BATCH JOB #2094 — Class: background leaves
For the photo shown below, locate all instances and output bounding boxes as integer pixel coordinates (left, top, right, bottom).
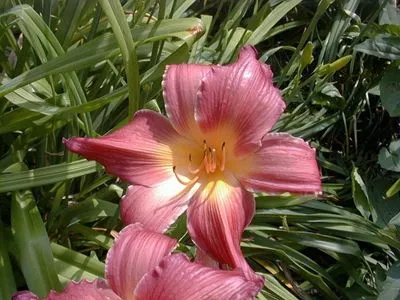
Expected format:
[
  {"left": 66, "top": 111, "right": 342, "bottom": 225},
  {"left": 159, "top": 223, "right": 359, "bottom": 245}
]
[{"left": 1, "top": 0, "right": 400, "bottom": 299}]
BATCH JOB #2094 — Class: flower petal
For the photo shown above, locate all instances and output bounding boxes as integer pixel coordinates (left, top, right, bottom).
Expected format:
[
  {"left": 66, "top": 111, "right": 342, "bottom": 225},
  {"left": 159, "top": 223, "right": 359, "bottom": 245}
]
[
  {"left": 45, "top": 279, "right": 121, "bottom": 300},
  {"left": 105, "top": 223, "right": 176, "bottom": 300},
  {"left": 64, "top": 110, "right": 191, "bottom": 187},
  {"left": 12, "top": 291, "right": 39, "bottom": 300},
  {"left": 195, "top": 248, "right": 220, "bottom": 269},
  {"left": 163, "top": 64, "right": 211, "bottom": 135},
  {"left": 195, "top": 46, "right": 286, "bottom": 157},
  {"left": 120, "top": 178, "right": 199, "bottom": 232},
  {"left": 134, "top": 254, "right": 262, "bottom": 300},
  {"left": 240, "top": 133, "right": 322, "bottom": 194},
  {"left": 187, "top": 176, "right": 263, "bottom": 285}
]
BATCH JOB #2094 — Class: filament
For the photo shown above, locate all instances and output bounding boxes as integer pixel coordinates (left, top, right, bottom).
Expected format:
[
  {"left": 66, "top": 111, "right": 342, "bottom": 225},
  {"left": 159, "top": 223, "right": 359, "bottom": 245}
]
[
  {"left": 173, "top": 166, "right": 198, "bottom": 185},
  {"left": 188, "top": 153, "right": 204, "bottom": 174},
  {"left": 220, "top": 142, "right": 226, "bottom": 171}
]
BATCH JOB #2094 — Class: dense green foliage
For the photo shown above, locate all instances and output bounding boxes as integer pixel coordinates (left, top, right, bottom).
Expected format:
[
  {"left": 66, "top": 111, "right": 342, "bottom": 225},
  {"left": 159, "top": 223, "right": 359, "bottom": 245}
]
[{"left": 1, "top": 0, "right": 399, "bottom": 299}]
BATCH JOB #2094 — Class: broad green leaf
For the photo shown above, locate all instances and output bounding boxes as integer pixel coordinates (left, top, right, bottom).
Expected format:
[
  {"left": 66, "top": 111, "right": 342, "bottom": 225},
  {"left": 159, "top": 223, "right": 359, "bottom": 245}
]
[
  {"left": 377, "top": 262, "right": 400, "bottom": 300},
  {"left": 369, "top": 178, "right": 400, "bottom": 228},
  {"left": 354, "top": 35, "right": 400, "bottom": 60},
  {"left": 378, "top": 140, "right": 400, "bottom": 172},
  {"left": 379, "top": 0, "right": 400, "bottom": 25},
  {"left": 380, "top": 66, "right": 400, "bottom": 117},
  {"left": 312, "top": 83, "right": 345, "bottom": 109},
  {"left": 11, "top": 190, "right": 62, "bottom": 297}
]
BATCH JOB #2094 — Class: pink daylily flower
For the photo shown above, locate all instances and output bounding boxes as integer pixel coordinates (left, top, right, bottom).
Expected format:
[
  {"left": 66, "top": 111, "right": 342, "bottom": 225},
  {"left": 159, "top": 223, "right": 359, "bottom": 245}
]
[
  {"left": 14, "top": 224, "right": 262, "bottom": 300},
  {"left": 64, "top": 46, "right": 321, "bottom": 282}
]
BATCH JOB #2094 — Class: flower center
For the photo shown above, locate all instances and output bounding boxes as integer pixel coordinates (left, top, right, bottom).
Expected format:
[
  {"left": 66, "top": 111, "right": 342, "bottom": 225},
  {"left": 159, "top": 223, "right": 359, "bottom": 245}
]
[{"left": 173, "top": 140, "right": 226, "bottom": 185}]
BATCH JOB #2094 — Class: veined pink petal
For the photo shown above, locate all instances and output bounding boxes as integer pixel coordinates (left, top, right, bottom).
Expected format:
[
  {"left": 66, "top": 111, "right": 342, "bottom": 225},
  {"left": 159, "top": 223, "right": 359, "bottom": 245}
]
[
  {"left": 187, "top": 177, "right": 263, "bottom": 285},
  {"left": 120, "top": 178, "right": 199, "bottom": 232},
  {"left": 105, "top": 223, "right": 176, "bottom": 300},
  {"left": 12, "top": 291, "right": 39, "bottom": 300},
  {"left": 46, "top": 279, "right": 121, "bottom": 300},
  {"left": 240, "top": 133, "right": 322, "bottom": 194},
  {"left": 195, "top": 248, "right": 220, "bottom": 269},
  {"left": 134, "top": 254, "right": 262, "bottom": 300},
  {"left": 64, "top": 110, "right": 192, "bottom": 187},
  {"left": 194, "top": 46, "right": 286, "bottom": 157},
  {"left": 163, "top": 64, "right": 211, "bottom": 135}
]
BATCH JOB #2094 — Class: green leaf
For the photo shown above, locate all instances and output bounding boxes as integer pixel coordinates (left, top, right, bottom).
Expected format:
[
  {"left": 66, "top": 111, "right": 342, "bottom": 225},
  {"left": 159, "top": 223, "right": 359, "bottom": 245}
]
[
  {"left": 0, "top": 160, "right": 98, "bottom": 193},
  {"left": 69, "top": 224, "right": 113, "bottom": 249},
  {"left": 261, "top": 274, "right": 298, "bottom": 300},
  {"left": 0, "top": 107, "right": 42, "bottom": 135},
  {"left": 0, "top": 221, "right": 16, "bottom": 300},
  {"left": 11, "top": 190, "right": 62, "bottom": 297},
  {"left": 380, "top": 66, "right": 400, "bottom": 117},
  {"left": 0, "top": 18, "right": 203, "bottom": 98},
  {"left": 369, "top": 178, "right": 400, "bottom": 228},
  {"left": 256, "top": 194, "right": 316, "bottom": 209},
  {"left": 247, "top": 0, "right": 302, "bottom": 45},
  {"left": 98, "top": 0, "right": 140, "bottom": 117},
  {"left": 248, "top": 226, "right": 362, "bottom": 256},
  {"left": 351, "top": 167, "right": 373, "bottom": 219},
  {"left": 354, "top": 35, "right": 400, "bottom": 60},
  {"left": 3, "top": 83, "right": 61, "bottom": 115},
  {"left": 322, "top": 0, "right": 359, "bottom": 62},
  {"left": 59, "top": 198, "right": 119, "bottom": 227},
  {"left": 312, "top": 83, "right": 345, "bottom": 109},
  {"left": 386, "top": 178, "right": 400, "bottom": 198},
  {"left": 378, "top": 140, "right": 400, "bottom": 172},
  {"left": 377, "top": 262, "right": 400, "bottom": 300},
  {"left": 51, "top": 243, "right": 105, "bottom": 281}
]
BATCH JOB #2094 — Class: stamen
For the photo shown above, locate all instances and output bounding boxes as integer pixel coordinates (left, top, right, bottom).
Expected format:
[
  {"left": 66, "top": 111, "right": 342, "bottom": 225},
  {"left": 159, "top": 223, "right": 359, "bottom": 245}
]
[
  {"left": 220, "top": 142, "right": 226, "bottom": 171},
  {"left": 188, "top": 153, "right": 203, "bottom": 174},
  {"left": 173, "top": 166, "right": 193, "bottom": 185},
  {"left": 204, "top": 149, "right": 211, "bottom": 174}
]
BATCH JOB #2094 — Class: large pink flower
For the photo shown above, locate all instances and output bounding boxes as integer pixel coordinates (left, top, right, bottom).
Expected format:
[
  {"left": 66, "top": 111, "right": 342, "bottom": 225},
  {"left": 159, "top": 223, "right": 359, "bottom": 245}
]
[
  {"left": 65, "top": 46, "right": 321, "bottom": 282},
  {"left": 14, "top": 224, "right": 261, "bottom": 300}
]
